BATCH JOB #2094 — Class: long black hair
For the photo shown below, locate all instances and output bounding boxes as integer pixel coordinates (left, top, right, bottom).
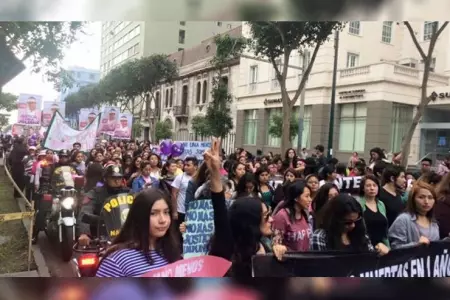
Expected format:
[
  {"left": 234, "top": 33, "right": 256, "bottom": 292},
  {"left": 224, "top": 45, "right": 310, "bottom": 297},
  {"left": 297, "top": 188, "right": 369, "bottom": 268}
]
[
  {"left": 313, "top": 182, "right": 339, "bottom": 215},
  {"left": 210, "top": 196, "right": 264, "bottom": 277},
  {"left": 280, "top": 180, "right": 310, "bottom": 223},
  {"left": 102, "top": 188, "right": 180, "bottom": 263},
  {"left": 84, "top": 163, "right": 104, "bottom": 192},
  {"left": 235, "top": 172, "right": 259, "bottom": 198},
  {"left": 316, "top": 193, "right": 370, "bottom": 252}
]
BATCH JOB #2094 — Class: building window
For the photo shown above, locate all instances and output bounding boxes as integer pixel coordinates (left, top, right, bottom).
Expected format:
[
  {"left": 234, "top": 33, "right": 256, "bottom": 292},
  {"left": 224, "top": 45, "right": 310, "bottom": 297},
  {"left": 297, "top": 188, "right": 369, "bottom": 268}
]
[
  {"left": 133, "top": 43, "right": 139, "bottom": 55},
  {"left": 227, "top": 24, "right": 232, "bottom": 29},
  {"left": 424, "top": 21, "right": 438, "bottom": 41},
  {"left": 179, "top": 30, "right": 186, "bottom": 44},
  {"left": 338, "top": 103, "right": 367, "bottom": 152},
  {"left": 267, "top": 108, "right": 282, "bottom": 147},
  {"left": 390, "top": 103, "right": 413, "bottom": 152},
  {"left": 217, "top": 22, "right": 222, "bottom": 26},
  {"left": 165, "top": 89, "right": 169, "bottom": 108},
  {"left": 196, "top": 82, "right": 201, "bottom": 104},
  {"left": 348, "top": 21, "right": 361, "bottom": 35},
  {"left": 178, "top": 47, "right": 184, "bottom": 51},
  {"left": 180, "top": 21, "right": 186, "bottom": 25},
  {"left": 382, "top": 21, "right": 393, "bottom": 43},
  {"left": 202, "top": 80, "right": 208, "bottom": 103},
  {"left": 292, "top": 106, "right": 312, "bottom": 149},
  {"left": 244, "top": 110, "right": 258, "bottom": 145},
  {"left": 250, "top": 65, "right": 258, "bottom": 84},
  {"left": 169, "top": 88, "right": 173, "bottom": 107},
  {"left": 347, "top": 52, "right": 359, "bottom": 68}
]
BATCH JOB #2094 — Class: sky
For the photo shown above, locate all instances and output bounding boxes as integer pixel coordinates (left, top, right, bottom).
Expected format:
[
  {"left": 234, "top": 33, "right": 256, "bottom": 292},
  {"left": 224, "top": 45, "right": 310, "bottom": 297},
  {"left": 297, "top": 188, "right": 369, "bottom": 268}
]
[{"left": 2, "top": 22, "right": 102, "bottom": 124}]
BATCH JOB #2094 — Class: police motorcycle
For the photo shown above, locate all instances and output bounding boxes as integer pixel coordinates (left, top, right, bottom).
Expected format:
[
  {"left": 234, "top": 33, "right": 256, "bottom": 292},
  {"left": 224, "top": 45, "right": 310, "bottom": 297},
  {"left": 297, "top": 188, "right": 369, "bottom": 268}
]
[
  {"left": 44, "top": 150, "right": 82, "bottom": 262},
  {"left": 72, "top": 192, "right": 134, "bottom": 277}
]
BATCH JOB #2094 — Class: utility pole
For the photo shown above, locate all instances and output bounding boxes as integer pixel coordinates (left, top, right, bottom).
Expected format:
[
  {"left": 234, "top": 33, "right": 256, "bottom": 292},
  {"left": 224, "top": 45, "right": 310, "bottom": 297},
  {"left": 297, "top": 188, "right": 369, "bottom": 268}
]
[
  {"left": 296, "top": 51, "right": 308, "bottom": 154},
  {"left": 327, "top": 30, "right": 339, "bottom": 159}
]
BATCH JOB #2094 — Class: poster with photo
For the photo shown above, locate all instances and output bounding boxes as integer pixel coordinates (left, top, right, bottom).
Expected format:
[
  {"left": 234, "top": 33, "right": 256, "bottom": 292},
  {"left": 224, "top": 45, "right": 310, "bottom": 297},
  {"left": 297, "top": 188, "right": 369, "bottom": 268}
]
[
  {"left": 78, "top": 108, "right": 99, "bottom": 130},
  {"left": 42, "top": 101, "right": 65, "bottom": 127},
  {"left": 17, "top": 93, "right": 42, "bottom": 125},
  {"left": 99, "top": 106, "right": 119, "bottom": 134},
  {"left": 112, "top": 113, "right": 133, "bottom": 139}
]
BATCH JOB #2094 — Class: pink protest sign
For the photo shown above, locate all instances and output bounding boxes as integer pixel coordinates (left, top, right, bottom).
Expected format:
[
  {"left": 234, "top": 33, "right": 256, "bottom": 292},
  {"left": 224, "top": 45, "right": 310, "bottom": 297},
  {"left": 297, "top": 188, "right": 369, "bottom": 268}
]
[
  {"left": 178, "top": 287, "right": 260, "bottom": 300},
  {"left": 140, "top": 255, "right": 231, "bottom": 277}
]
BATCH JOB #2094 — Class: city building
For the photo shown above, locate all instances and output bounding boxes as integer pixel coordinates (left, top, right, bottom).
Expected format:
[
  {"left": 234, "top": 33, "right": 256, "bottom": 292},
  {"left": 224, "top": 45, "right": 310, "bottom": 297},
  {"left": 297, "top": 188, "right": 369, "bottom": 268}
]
[
  {"left": 151, "top": 26, "right": 242, "bottom": 153},
  {"left": 235, "top": 21, "right": 450, "bottom": 164},
  {"left": 60, "top": 66, "right": 101, "bottom": 102},
  {"left": 99, "top": 21, "right": 241, "bottom": 77}
]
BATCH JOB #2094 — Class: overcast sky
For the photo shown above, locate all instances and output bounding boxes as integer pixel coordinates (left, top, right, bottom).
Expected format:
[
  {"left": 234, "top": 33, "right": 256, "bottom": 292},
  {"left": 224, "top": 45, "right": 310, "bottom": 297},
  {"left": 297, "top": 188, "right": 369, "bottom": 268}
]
[{"left": 3, "top": 22, "right": 102, "bottom": 124}]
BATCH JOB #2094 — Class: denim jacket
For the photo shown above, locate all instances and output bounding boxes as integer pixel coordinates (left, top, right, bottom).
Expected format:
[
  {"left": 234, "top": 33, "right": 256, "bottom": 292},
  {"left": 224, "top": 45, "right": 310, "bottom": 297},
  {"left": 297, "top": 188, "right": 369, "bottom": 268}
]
[{"left": 132, "top": 175, "right": 159, "bottom": 193}]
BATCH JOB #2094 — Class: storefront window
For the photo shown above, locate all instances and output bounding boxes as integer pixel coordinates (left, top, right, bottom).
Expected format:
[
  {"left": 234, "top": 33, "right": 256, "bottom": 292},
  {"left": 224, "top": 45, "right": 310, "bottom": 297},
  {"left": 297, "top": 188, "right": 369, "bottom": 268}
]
[
  {"left": 244, "top": 110, "right": 258, "bottom": 145},
  {"left": 267, "top": 108, "right": 282, "bottom": 147},
  {"left": 390, "top": 103, "right": 413, "bottom": 152},
  {"left": 292, "top": 106, "right": 312, "bottom": 149},
  {"left": 338, "top": 103, "right": 367, "bottom": 151}
]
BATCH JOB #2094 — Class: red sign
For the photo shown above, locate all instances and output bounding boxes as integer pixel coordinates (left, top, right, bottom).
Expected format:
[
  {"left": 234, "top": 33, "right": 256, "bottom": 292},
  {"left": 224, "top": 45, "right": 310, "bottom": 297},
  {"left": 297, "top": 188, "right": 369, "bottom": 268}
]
[{"left": 140, "top": 255, "right": 231, "bottom": 277}]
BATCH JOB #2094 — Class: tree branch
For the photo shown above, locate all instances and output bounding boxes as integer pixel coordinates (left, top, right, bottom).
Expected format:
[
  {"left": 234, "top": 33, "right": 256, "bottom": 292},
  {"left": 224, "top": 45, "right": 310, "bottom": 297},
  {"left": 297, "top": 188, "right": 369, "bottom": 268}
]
[
  {"left": 291, "top": 40, "right": 321, "bottom": 104},
  {"left": 403, "top": 21, "right": 427, "bottom": 60}
]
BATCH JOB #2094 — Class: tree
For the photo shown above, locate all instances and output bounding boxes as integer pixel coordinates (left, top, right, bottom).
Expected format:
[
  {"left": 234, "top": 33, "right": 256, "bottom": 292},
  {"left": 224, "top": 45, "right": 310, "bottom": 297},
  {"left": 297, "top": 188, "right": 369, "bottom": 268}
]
[
  {"left": 399, "top": 21, "right": 449, "bottom": 167},
  {"left": 204, "top": 34, "right": 247, "bottom": 138},
  {"left": 191, "top": 115, "right": 211, "bottom": 139},
  {"left": 155, "top": 120, "right": 173, "bottom": 141},
  {"left": 0, "top": 22, "right": 85, "bottom": 90},
  {"left": 268, "top": 114, "right": 298, "bottom": 141},
  {"left": 0, "top": 92, "right": 17, "bottom": 111},
  {"left": 0, "top": 115, "right": 9, "bottom": 130},
  {"left": 248, "top": 21, "right": 343, "bottom": 153}
]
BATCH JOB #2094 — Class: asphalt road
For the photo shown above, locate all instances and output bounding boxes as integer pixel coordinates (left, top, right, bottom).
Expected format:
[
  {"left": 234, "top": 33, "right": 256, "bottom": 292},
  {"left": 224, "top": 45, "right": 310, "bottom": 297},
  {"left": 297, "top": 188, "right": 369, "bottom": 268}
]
[{"left": 35, "top": 232, "right": 77, "bottom": 277}]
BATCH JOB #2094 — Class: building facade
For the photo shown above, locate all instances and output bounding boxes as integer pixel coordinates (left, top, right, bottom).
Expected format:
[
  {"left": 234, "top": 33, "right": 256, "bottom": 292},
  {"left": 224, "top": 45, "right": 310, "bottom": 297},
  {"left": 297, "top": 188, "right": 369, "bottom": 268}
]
[
  {"left": 60, "top": 67, "right": 100, "bottom": 102},
  {"left": 99, "top": 21, "right": 241, "bottom": 77},
  {"left": 150, "top": 26, "right": 242, "bottom": 153},
  {"left": 235, "top": 21, "right": 450, "bottom": 164}
]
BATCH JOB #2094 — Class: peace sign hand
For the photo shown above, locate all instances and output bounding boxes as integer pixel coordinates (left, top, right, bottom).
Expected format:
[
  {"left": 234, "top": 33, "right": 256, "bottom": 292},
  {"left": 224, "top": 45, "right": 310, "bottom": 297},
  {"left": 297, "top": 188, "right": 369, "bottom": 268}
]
[{"left": 203, "top": 137, "right": 222, "bottom": 193}]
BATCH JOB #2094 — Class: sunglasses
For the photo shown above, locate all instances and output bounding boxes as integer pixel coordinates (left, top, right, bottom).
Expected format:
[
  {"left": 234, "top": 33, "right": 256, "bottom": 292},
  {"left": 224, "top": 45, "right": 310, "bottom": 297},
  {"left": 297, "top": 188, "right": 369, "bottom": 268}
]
[{"left": 343, "top": 216, "right": 362, "bottom": 226}]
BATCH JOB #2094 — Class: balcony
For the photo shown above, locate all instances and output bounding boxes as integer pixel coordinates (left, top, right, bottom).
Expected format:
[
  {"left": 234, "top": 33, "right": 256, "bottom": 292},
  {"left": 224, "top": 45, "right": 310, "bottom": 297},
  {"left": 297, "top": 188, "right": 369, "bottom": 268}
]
[{"left": 173, "top": 105, "right": 189, "bottom": 119}]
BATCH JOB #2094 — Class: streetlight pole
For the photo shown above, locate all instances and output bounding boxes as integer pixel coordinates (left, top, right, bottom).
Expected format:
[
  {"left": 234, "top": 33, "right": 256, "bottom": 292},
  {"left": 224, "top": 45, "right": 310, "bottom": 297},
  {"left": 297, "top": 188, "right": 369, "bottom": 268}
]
[
  {"left": 327, "top": 30, "right": 339, "bottom": 159},
  {"left": 297, "top": 51, "right": 308, "bottom": 154}
]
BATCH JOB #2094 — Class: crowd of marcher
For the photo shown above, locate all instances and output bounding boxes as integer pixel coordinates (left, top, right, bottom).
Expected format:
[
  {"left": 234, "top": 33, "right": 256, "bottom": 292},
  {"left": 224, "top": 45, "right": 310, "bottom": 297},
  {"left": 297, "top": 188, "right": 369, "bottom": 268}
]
[{"left": 3, "top": 134, "right": 450, "bottom": 277}]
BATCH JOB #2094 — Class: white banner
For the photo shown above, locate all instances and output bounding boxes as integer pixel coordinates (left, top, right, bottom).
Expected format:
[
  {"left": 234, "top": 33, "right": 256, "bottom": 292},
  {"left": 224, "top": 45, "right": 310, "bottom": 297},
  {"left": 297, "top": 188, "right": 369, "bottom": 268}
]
[{"left": 43, "top": 111, "right": 100, "bottom": 152}]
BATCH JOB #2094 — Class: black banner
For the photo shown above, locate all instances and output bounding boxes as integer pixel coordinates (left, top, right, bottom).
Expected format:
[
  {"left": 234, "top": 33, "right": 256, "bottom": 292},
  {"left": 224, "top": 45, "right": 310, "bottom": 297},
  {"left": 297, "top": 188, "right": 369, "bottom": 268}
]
[
  {"left": 334, "top": 176, "right": 362, "bottom": 194},
  {"left": 100, "top": 193, "right": 134, "bottom": 239},
  {"left": 252, "top": 241, "right": 450, "bottom": 277}
]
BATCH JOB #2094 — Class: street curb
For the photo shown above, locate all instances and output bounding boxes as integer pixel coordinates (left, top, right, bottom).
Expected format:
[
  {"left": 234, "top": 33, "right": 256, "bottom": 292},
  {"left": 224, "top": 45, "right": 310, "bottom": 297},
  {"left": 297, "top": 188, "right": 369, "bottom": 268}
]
[{"left": 16, "top": 197, "right": 51, "bottom": 277}]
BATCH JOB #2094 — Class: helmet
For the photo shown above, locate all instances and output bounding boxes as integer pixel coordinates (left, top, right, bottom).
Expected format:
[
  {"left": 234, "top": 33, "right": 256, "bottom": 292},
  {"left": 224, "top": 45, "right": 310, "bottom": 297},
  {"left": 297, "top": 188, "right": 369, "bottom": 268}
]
[
  {"left": 59, "top": 149, "right": 70, "bottom": 157},
  {"left": 104, "top": 164, "right": 123, "bottom": 178}
]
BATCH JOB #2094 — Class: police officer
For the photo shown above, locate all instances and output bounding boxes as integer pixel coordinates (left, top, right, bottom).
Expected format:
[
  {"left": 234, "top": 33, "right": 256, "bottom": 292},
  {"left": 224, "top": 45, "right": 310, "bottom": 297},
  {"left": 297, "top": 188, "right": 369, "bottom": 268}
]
[
  {"left": 78, "top": 164, "right": 129, "bottom": 246},
  {"left": 50, "top": 149, "right": 77, "bottom": 193}
]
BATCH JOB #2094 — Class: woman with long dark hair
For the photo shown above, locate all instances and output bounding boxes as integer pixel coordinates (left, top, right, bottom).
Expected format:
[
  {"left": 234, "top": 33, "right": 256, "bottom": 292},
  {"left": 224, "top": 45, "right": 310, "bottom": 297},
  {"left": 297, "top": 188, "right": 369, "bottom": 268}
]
[
  {"left": 233, "top": 172, "right": 260, "bottom": 199},
  {"left": 310, "top": 194, "right": 388, "bottom": 255},
  {"left": 126, "top": 156, "right": 142, "bottom": 187},
  {"left": 312, "top": 182, "right": 339, "bottom": 216},
  {"left": 272, "top": 180, "right": 313, "bottom": 251},
  {"left": 255, "top": 166, "right": 273, "bottom": 208},
  {"left": 84, "top": 163, "right": 104, "bottom": 192},
  {"left": 388, "top": 181, "right": 440, "bottom": 249},
  {"left": 96, "top": 188, "right": 180, "bottom": 277},
  {"left": 283, "top": 148, "right": 298, "bottom": 169}
]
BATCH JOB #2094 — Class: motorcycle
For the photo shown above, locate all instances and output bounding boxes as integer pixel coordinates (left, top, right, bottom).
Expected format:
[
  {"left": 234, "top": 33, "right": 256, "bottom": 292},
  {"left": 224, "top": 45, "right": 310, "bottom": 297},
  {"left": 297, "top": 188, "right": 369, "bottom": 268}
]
[
  {"left": 72, "top": 192, "right": 134, "bottom": 277},
  {"left": 45, "top": 186, "right": 78, "bottom": 262}
]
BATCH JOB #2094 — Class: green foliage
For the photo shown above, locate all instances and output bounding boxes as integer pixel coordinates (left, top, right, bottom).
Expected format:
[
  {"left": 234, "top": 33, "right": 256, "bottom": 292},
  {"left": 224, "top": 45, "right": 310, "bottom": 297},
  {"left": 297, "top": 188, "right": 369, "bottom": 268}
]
[
  {"left": 268, "top": 114, "right": 298, "bottom": 141},
  {"left": 0, "top": 22, "right": 85, "bottom": 91},
  {"left": 132, "top": 122, "right": 142, "bottom": 138},
  {"left": 0, "top": 115, "right": 9, "bottom": 130},
  {"left": 65, "top": 55, "right": 178, "bottom": 115},
  {"left": 191, "top": 115, "right": 211, "bottom": 138},
  {"left": 203, "top": 34, "right": 247, "bottom": 138},
  {"left": 0, "top": 92, "right": 17, "bottom": 111},
  {"left": 155, "top": 120, "right": 173, "bottom": 141}
]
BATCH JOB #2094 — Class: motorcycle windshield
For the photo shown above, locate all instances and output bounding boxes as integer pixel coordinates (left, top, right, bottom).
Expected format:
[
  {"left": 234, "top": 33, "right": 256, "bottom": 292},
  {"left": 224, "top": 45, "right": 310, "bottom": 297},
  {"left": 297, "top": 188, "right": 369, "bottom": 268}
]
[{"left": 100, "top": 193, "right": 135, "bottom": 239}]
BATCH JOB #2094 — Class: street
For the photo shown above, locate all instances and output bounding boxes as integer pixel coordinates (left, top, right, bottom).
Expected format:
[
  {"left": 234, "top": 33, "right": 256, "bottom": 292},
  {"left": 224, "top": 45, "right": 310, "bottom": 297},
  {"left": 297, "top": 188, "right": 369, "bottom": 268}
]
[{"left": 35, "top": 232, "right": 77, "bottom": 277}]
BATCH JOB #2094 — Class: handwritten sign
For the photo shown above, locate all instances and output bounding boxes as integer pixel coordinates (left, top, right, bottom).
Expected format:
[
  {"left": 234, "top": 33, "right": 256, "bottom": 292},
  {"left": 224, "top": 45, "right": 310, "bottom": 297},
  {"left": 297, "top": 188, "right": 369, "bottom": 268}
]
[
  {"left": 183, "top": 199, "right": 215, "bottom": 259},
  {"left": 141, "top": 255, "right": 231, "bottom": 277},
  {"left": 43, "top": 111, "right": 100, "bottom": 152},
  {"left": 177, "top": 141, "right": 211, "bottom": 160}
]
